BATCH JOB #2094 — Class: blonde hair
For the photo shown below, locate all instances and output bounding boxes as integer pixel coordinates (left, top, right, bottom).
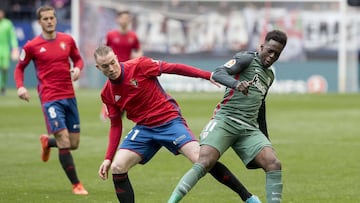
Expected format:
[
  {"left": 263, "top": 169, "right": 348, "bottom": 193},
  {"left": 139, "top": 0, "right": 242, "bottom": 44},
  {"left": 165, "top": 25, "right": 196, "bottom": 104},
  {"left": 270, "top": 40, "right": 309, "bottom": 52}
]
[{"left": 94, "top": 45, "right": 114, "bottom": 61}]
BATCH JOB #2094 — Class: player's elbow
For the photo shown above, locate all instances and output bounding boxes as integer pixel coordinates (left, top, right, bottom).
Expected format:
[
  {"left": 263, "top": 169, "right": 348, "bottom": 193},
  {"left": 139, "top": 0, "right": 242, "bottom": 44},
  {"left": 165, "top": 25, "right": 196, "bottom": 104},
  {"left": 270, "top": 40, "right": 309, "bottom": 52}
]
[{"left": 211, "top": 68, "right": 223, "bottom": 82}]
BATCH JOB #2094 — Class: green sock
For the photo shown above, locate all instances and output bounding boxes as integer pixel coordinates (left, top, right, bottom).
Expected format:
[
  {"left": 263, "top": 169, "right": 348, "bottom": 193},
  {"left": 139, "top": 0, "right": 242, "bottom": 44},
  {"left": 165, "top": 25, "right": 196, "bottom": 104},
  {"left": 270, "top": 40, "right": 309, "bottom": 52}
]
[
  {"left": 266, "top": 170, "right": 283, "bottom": 203},
  {"left": 168, "top": 163, "right": 207, "bottom": 203}
]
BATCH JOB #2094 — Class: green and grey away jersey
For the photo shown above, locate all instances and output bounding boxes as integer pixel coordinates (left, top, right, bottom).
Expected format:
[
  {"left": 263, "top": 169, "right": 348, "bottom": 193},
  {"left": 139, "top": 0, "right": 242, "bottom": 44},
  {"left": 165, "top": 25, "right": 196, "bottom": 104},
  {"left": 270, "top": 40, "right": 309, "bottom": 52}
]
[{"left": 212, "top": 51, "right": 274, "bottom": 132}]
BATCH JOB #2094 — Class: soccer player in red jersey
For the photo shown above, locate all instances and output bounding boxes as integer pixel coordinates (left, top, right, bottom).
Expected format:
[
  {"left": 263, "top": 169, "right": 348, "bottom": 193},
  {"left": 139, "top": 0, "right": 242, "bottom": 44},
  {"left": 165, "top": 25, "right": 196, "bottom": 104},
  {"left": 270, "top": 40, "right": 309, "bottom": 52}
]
[
  {"left": 100, "top": 10, "right": 143, "bottom": 121},
  {"left": 94, "top": 45, "right": 259, "bottom": 203},
  {"left": 14, "top": 6, "right": 88, "bottom": 195},
  {"left": 106, "top": 10, "right": 142, "bottom": 62}
]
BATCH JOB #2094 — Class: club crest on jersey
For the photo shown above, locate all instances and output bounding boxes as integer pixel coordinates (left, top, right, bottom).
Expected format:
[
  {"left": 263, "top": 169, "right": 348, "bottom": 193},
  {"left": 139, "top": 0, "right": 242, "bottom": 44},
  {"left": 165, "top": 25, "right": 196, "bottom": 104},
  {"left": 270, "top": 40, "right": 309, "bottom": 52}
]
[
  {"left": 130, "top": 79, "right": 138, "bottom": 88},
  {"left": 115, "top": 95, "right": 121, "bottom": 102},
  {"left": 39, "top": 47, "right": 46, "bottom": 53},
  {"left": 60, "top": 42, "right": 66, "bottom": 50},
  {"left": 224, "top": 59, "right": 236, "bottom": 68},
  {"left": 19, "top": 49, "right": 26, "bottom": 61}
]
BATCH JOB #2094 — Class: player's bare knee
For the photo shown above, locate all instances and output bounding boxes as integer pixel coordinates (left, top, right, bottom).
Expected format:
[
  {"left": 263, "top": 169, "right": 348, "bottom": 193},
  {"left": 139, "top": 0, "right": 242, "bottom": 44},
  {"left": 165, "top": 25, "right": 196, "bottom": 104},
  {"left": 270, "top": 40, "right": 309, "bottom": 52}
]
[
  {"left": 273, "top": 158, "right": 282, "bottom": 170},
  {"left": 70, "top": 140, "right": 80, "bottom": 150},
  {"left": 54, "top": 131, "right": 71, "bottom": 147},
  {"left": 70, "top": 144, "right": 79, "bottom": 150},
  {"left": 55, "top": 138, "right": 70, "bottom": 148},
  {"left": 264, "top": 158, "right": 281, "bottom": 171},
  {"left": 197, "top": 146, "right": 219, "bottom": 171},
  {"left": 111, "top": 162, "right": 128, "bottom": 174},
  {"left": 198, "top": 157, "right": 216, "bottom": 171}
]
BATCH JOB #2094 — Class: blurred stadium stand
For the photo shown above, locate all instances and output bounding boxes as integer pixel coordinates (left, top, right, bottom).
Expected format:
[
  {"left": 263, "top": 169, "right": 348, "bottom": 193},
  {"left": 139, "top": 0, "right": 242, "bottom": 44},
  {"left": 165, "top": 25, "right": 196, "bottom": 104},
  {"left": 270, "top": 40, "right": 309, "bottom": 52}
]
[
  {"left": 0, "top": 0, "right": 70, "bottom": 22},
  {"left": 2, "top": 0, "right": 359, "bottom": 93},
  {"left": 348, "top": 0, "right": 360, "bottom": 6}
]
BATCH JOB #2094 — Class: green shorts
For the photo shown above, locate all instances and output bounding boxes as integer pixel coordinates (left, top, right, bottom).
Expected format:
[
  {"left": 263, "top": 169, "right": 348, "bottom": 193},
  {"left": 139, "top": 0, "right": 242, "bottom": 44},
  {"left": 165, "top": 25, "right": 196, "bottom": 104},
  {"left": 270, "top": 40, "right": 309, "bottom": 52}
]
[{"left": 199, "top": 118, "right": 272, "bottom": 168}]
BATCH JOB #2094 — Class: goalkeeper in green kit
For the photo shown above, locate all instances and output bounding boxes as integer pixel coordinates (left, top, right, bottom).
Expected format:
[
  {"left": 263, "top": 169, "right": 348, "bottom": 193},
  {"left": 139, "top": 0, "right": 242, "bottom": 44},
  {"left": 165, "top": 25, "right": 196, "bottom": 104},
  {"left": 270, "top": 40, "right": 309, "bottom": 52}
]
[
  {"left": 0, "top": 9, "right": 19, "bottom": 95},
  {"left": 168, "top": 30, "right": 287, "bottom": 203}
]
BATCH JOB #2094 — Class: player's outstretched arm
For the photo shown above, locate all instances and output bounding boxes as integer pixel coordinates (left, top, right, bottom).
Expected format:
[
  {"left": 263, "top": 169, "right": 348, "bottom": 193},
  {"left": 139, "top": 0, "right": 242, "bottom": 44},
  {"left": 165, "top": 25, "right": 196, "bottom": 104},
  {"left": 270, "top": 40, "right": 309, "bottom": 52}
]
[{"left": 160, "top": 61, "right": 211, "bottom": 80}]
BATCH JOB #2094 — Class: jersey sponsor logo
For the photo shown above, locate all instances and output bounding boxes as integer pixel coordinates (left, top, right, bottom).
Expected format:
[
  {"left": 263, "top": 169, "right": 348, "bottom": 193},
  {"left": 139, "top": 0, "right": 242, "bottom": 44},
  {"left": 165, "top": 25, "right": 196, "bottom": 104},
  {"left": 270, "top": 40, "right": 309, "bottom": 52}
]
[
  {"left": 19, "top": 49, "right": 26, "bottom": 61},
  {"left": 115, "top": 95, "right": 121, "bottom": 102},
  {"left": 60, "top": 42, "right": 66, "bottom": 50},
  {"left": 251, "top": 74, "right": 267, "bottom": 95},
  {"left": 40, "top": 47, "right": 46, "bottom": 53},
  {"left": 250, "top": 74, "right": 259, "bottom": 84},
  {"left": 130, "top": 79, "right": 138, "bottom": 88},
  {"left": 224, "top": 59, "right": 236, "bottom": 68}
]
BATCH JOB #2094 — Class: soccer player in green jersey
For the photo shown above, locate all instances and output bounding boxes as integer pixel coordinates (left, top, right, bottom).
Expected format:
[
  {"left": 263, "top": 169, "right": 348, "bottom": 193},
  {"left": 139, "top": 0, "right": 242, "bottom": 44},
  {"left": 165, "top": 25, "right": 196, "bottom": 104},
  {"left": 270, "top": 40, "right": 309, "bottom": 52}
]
[
  {"left": 0, "top": 9, "right": 19, "bottom": 95},
  {"left": 168, "top": 30, "right": 287, "bottom": 203}
]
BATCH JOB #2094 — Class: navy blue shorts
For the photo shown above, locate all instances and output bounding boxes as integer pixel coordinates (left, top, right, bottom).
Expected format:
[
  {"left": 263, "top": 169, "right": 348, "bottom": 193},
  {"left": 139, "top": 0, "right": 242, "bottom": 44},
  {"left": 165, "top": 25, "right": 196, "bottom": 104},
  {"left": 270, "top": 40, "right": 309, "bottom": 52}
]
[
  {"left": 120, "top": 117, "right": 197, "bottom": 164},
  {"left": 42, "top": 98, "right": 80, "bottom": 134}
]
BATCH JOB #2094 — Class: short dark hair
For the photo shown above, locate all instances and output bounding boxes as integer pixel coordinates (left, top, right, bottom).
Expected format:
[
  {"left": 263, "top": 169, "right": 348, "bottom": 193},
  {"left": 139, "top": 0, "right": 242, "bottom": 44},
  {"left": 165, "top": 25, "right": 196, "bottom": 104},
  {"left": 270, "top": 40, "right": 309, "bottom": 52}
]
[
  {"left": 36, "top": 5, "right": 56, "bottom": 20},
  {"left": 117, "top": 10, "right": 130, "bottom": 16},
  {"left": 265, "top": 30, "right": 287, "bottom": 47}
]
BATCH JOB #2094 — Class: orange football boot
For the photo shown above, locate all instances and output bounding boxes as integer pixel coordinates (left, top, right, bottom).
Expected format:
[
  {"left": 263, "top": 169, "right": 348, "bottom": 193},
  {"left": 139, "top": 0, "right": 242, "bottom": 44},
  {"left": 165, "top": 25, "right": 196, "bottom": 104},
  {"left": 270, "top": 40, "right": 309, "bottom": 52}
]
[
  {"left": 40, "top": 134, "right": 51, "bottom": 162},
  {"left": 72, "top": 183, "right": 89, "bottom": 195}
]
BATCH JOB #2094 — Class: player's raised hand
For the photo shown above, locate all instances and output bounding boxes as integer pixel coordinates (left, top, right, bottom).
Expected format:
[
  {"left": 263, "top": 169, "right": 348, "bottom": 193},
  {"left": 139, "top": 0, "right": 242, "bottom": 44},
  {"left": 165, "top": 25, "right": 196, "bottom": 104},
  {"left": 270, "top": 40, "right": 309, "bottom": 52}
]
[
  {"left": 98, "top": 159, "right": 111, "bottom": 180},
  {"left": 70, "top": 67, "right": 81, "bottom": 81},
  {"left": 17, "top": 86, "right": 30, "bottom": 102}
]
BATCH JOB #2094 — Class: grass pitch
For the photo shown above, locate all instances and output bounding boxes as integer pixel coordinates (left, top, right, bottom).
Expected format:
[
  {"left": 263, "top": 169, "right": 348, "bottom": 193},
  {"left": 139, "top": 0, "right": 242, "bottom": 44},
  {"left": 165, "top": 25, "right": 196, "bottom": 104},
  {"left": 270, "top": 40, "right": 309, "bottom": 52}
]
[{"left": 1, "top": 89, "right": 359, "bottom": 203}]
